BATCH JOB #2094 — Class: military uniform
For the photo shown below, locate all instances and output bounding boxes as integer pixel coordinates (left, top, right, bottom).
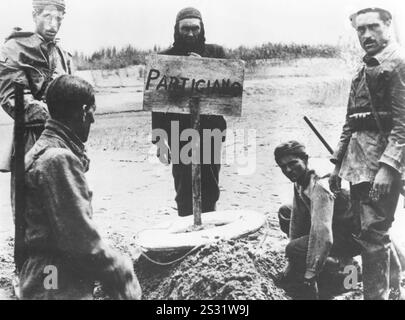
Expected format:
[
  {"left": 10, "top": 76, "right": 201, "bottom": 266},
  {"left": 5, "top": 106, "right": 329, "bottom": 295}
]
[
  {"left": 152, "top": 44, "right": 227, "bottom": 216},
  {"left": 0, "top": 30, "right": 73, "bottom": 172},
  {"left": 0, "top": 31, "right": 72, "bottom": 216},
  {"left": 332, "top": 42, "right": 405, "bottom": 299},
  {"left": 20, "top": 119, "right": 137, "bottom": 300}
]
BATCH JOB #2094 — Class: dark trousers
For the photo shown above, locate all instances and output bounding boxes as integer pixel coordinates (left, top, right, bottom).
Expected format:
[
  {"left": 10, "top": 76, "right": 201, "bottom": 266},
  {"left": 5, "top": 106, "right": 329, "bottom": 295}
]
[
  {"left": 350, "top": 182, "right": 402, "bottom": 300},
  {"left": 285, "top": 235, "right": 359, "bottom": 271},
  {"left": 172, "top": 163, "right": 221, "bottom": 217}
]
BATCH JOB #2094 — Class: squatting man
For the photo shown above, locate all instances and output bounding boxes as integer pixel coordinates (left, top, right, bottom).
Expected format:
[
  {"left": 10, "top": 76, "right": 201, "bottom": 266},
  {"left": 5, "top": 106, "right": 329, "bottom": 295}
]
[
  {"left": 274, "top": 141, "right": 361, "bottom": 299},
  {"left": 275, "top": 141, "right": 405, "bottom": 299}
]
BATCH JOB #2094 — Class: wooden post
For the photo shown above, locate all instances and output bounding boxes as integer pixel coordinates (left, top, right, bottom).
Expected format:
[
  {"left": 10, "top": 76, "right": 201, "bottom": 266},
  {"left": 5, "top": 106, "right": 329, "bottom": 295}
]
[
  {"left": 190, "top": 97, "right": 202, "bottom": 227},
  {"left": 14, "top": 82, "right": 26, "bottom": 273}
]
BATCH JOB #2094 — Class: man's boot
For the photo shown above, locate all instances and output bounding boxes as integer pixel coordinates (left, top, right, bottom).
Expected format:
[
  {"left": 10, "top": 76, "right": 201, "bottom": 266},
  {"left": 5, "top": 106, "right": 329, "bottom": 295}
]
[{"left": 362, "top": 248, "right": 390, "bottom": 300}]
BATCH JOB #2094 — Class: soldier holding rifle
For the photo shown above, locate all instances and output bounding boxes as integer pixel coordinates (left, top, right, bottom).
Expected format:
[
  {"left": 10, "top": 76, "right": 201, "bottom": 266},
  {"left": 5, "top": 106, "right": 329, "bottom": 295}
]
[{"left": 329, "top": 7, "right": 405, "bottom": 300}]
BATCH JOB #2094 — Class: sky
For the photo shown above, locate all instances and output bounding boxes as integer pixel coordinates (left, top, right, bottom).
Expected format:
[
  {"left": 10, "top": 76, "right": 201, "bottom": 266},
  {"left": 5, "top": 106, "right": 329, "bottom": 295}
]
[{"left": 0, "top": 0, "right": 404, "bottom": 55}]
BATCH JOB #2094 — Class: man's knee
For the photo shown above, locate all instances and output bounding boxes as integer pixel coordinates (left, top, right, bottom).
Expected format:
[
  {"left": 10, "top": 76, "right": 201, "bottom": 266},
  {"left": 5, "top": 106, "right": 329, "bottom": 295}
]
[
  {"left": 285, "top": 241, "right": 294, "bottom": 259},
  {"left": 278, "top": 204, "right": 292, "bottom": 236},
  {"left": 285, "top": 241, "right": 300, "bottom": 260},
  {"left": 285, "top": 236, "right": 309, "bottom": 260}
]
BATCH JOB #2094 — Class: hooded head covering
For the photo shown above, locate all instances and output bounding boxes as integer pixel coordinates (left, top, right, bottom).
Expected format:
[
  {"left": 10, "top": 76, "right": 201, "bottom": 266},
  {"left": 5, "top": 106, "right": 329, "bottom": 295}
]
[
  {"left": 176, "top": 7, "right": 202, "bottom": 23},
  {"left": 274, "top": 141, "right": 308, "bottom": 164},
  {"left": 173, "top": 7, "right": 205, "bottom": 54}
]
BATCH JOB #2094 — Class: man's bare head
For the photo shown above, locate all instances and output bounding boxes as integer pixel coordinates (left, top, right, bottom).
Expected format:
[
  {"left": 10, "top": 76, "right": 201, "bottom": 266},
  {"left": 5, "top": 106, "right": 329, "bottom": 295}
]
[
  {"left": 274, "top": 141, "right": 309, "bottom": 184},
  {"left": 32, "top": 0, "right": 66, "bottom": 41},
  {"left": 350, "top": 8, "right": 392, "bottom": 56},
  {"left": 46, "top": 75, "right": 96, "bottom": 143}
]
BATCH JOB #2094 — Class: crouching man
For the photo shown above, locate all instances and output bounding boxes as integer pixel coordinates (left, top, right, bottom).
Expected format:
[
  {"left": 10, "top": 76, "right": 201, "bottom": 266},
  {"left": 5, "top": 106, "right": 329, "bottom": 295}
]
[
  {"left": 274, "top": 141, "right": 361, "bottom": 299},
  {"left": 19, "top": 75, "right": 141, "bottom": 300}
]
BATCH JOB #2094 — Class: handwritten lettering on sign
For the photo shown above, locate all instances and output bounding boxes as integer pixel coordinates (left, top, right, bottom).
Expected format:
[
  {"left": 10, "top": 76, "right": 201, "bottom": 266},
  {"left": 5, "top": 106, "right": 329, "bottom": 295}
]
[{"left": 143, "top": 54, "right": 244, "bottom": 116}]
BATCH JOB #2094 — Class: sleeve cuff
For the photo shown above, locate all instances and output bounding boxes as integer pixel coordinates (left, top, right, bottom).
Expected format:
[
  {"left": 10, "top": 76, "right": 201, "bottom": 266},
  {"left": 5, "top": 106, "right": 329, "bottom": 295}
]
[{"left": 379, "top": 140, "right": 405, "bottom": 173}]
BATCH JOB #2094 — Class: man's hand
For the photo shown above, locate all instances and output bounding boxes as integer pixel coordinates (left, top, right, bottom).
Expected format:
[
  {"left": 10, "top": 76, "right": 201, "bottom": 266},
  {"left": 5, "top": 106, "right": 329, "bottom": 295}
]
[
  {"left": 369, "top": 164, "right": 398, "bottom": 201},
  {"left": 156, "top": 139, "right": 171, "bottom": 165},
  {"left": 107, "top": 255, "right": 142, "bottom": 300},
  {"left": 188, "top": 52, "right": 201, "bottom": 57},
  {"left": 329, "top": 165, "right": 342, "bottom": 194}
]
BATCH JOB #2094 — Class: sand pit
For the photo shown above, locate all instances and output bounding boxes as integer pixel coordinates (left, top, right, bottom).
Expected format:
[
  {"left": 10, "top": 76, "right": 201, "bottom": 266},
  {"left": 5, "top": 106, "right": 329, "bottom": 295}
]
[{"left": 135, "top": 230, "right": 290, "bottom": 300}]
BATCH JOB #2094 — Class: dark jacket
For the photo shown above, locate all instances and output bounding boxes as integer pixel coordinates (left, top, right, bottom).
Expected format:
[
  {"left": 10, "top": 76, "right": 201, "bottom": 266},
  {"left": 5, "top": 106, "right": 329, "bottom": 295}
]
[
  {"left": 0, "top": 31, "right": 72, "bottom": 172},
  {"left": 20, "top": 119, "right": 133, "bottom": 299}
]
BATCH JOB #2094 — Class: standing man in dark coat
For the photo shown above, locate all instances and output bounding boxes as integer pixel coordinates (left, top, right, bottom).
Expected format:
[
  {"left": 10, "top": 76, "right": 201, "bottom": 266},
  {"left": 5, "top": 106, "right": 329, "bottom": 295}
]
[
  {"left": 152, "top": 7, "right": 227, "bottom": 216},
  {"left": 329, "top": 7, "right": 405, "bottom": 299},
  {"left": 20, "top": 75, "right": 142, "bottom": 300}
]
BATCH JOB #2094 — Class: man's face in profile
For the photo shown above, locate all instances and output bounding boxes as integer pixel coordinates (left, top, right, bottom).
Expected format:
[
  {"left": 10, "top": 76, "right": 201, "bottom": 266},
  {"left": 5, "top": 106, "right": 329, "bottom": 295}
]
[
  {"left": 33, "top": 5, "right": 64, "bottom": 41},
  {"left": 178, "top": 18, "right": 201, "bottom": 50},
  {"left": 78, "top": 104, "right": 96, "bottom": 143},
  {"left": 354, "top": 12, "right": 391, "bottom": 56}
]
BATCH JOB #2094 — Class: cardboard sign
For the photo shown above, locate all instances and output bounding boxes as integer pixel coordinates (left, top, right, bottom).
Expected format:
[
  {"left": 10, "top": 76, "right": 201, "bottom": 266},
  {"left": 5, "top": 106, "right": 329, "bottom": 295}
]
[{"left": 143, "top": 54, "right": 244, "bottom": 116}]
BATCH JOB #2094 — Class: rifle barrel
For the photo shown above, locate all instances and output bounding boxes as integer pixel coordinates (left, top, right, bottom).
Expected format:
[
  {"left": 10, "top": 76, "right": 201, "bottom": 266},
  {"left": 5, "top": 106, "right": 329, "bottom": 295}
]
[{"left": 303, "top": 116, "right": 334, "bottom": 155}]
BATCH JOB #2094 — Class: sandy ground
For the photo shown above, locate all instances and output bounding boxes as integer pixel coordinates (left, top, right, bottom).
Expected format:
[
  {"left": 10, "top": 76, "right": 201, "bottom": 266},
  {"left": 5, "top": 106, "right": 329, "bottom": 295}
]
[{"left": 1, "top": 58, "right": 405, "bottom": 300}]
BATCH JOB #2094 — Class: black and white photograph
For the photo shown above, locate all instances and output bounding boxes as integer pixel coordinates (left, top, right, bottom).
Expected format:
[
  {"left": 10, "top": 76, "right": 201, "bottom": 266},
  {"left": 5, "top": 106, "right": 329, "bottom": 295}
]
[{"left": 1, "top": 0, "right": 405, "bottom": 303}]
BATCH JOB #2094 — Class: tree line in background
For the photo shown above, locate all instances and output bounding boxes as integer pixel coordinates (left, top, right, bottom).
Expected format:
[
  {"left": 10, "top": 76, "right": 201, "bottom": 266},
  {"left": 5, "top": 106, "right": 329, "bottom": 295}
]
[
  {"left": 73, "top": 42, "right": 341, "bottom": 71},
  {"left": 73, "top": 45, "right": 162, "bottom": 70}
]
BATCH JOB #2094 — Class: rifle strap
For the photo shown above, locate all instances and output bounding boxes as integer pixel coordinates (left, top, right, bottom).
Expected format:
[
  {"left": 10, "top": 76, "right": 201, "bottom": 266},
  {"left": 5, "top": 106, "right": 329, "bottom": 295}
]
[{"left": 362, "top": 66, "right": 387, "bottom": 139}]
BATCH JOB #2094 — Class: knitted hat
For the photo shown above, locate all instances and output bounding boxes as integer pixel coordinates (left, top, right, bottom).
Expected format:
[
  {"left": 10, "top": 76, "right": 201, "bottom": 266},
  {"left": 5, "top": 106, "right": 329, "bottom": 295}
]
[
  {"left": 274, "top": 141, "right": 308, "bottom": 163},
  {"left": 176, "top": 7, "right": 202, "bottom": 23},
  {"left": 33, "top": 0, "right": 66, "bottom": 12}
]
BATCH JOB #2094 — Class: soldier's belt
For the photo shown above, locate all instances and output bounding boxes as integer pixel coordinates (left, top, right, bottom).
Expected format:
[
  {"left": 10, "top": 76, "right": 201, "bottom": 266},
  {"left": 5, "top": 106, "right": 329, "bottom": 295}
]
[{"left": 349, "top": 112, "right": 392, "bottom": 132}]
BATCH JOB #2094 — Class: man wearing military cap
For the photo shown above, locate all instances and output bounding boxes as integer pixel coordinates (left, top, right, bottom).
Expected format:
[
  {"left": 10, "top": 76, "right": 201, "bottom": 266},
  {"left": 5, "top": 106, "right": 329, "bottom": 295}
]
[
  {"left": 329, "top": 7, "right": 405, "bottom": 299},
  {"left": 151, "top": 7, "right": 227, "bottom": 217},
  {"left": 0, "top": 0, "right": 72, "bottom": 217}
]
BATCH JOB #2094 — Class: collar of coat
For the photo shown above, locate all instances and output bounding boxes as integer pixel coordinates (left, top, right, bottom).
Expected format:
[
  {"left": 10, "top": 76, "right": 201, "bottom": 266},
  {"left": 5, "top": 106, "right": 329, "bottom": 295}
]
[
  {"left": 6, "top": 30, "right": 61, "bottom": 48},
  {"left": 363, "top": 41, "right": 400, "bottom": 66},
  {"left": 43, "top": 119, "right": 89, "bottom": 170}
]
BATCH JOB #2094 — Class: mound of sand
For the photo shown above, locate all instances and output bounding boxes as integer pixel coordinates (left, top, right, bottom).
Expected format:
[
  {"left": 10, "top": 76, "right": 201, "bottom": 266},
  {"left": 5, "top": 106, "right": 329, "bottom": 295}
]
[{"left": 135, "top": 235, "right": 290, "bottom": 300}]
